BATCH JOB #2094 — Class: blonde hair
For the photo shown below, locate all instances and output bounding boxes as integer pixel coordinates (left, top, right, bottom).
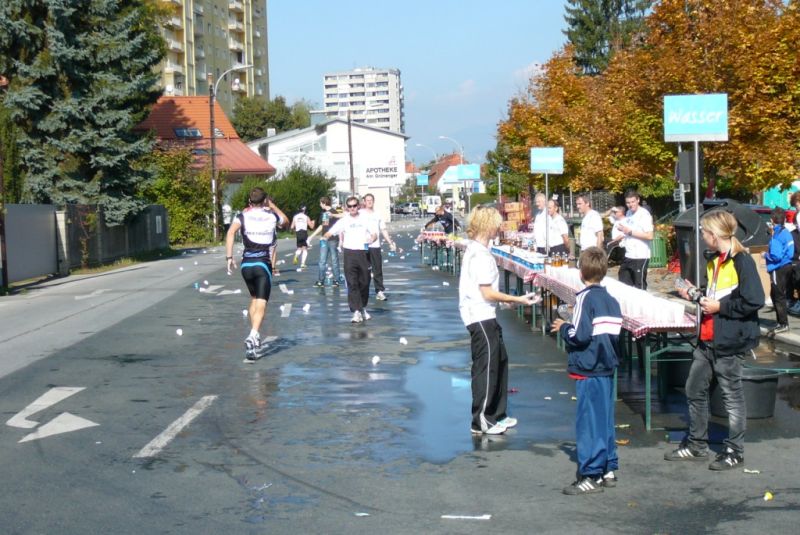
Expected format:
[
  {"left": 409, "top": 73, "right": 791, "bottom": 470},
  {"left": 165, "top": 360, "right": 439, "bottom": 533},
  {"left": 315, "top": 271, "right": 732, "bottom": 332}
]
[
  {"left": 700, "top": 210, "right": 746, "bottom": 255},
  {"left": 467, "top": 205, "right": 502, "bottom": 239}
]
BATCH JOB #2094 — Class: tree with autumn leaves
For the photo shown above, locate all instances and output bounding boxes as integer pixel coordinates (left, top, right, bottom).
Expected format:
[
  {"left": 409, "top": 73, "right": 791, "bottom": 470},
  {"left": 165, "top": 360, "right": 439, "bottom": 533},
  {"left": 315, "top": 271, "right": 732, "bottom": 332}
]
[{"left": 491, "top": 0, "right": 800, "bottom": 199}]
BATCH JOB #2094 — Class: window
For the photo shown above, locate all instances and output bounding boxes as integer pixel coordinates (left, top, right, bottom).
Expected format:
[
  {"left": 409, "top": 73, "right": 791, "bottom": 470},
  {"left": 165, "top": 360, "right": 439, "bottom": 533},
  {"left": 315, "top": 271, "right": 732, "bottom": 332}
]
[{"left": 174, "top": 127, "right": 203, "bottom": 138}]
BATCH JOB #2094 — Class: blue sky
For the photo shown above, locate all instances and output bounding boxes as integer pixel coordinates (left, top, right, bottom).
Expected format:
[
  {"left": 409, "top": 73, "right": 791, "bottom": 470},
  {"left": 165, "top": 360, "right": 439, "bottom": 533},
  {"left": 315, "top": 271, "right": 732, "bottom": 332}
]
[{"left": 267, "top": 0, "right": 568, "bottom": 166}]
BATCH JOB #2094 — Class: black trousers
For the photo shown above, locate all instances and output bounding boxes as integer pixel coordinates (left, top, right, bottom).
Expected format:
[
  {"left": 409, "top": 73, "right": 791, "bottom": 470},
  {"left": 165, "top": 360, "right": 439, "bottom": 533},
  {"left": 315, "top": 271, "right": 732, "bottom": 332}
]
[
  {"left": 771, "top": 264, "right": 792, "bottom": 325},
  {"left": 467, "top": 318, "right": 509, "bottom": 431},
  {"left": 366, "top": 247, "right": 384, "bottom": 293},
  {"left": 619, "top": 257, "right": 649, "bottom": 290},
  {"left": 343, "top": 249, "right": 370, "bottom": 313}
]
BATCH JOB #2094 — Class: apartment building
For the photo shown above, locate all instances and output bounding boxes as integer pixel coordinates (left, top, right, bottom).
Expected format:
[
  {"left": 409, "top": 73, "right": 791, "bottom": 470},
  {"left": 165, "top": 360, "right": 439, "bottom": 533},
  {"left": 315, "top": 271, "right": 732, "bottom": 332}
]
[
  {"left": 157, "top": 0, "right": 269, "bottom": 117},
  {"left": 322, "top": 67, "right": 405, "bottom": 134}
]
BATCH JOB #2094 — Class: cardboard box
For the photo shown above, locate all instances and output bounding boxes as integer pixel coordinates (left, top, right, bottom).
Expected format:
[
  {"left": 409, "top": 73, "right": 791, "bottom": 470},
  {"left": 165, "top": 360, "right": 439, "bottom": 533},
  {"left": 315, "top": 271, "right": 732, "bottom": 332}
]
[
  {"left": 749, "top": 248, "right": 772, "bottom": 304},
  {"left": 505, "top": 202, "right": 522, "bottom": 212},
  {"left": 506, "top": 211, "right": 524, "bottom": 222},
  {"left": 501, "top": 221, "right": 518, "bottom": 232}
]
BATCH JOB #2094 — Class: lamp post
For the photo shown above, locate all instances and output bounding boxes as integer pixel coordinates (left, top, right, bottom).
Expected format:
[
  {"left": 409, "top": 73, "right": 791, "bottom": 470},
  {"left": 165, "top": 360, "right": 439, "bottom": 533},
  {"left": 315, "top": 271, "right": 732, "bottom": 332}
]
[
  {"left": 208, "top": 64, "right": 253, "bottom": 241},
  {"left": 0, "top": 74, "right": 9, "bottom": 290},
  {"left": 437, "top": 135, "right": 463, "bottom": 165}
]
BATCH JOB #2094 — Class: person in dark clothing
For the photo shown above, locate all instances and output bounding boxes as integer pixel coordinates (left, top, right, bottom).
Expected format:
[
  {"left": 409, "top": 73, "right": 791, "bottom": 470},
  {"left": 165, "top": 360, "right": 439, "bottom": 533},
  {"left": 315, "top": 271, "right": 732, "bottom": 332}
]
[
  {"left": 424, "top": 206, "right": 460, "bottom": 234},
  {"left": 764, "top": 207, "right": 793, "bottom": 335},
  {"left": 788, "top": 192, "right": 800, "bottom": 315},
  {"left": 665, "top": 210, "right": 764, "bottom": 471},
  {"left": 552, "top": 247, "right": 622, "bottom": 495}
]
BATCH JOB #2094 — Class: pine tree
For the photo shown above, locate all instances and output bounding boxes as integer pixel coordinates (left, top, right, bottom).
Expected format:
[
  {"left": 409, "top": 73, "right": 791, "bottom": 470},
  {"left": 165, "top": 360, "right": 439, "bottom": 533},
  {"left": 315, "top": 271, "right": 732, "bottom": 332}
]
[
  {"left": 0, "top": 0, "right": 165, "bottom": 225},
  {"left": 563, "top": 0, "right": 652, "bottom": 75}
]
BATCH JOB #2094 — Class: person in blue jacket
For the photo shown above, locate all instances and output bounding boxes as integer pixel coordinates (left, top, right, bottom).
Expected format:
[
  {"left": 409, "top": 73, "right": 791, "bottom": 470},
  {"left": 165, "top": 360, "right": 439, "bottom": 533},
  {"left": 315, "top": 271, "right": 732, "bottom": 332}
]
[
  {"left": 765, "top": 207, "right": 794, "bottom": 335},
  {"left": 552, "top": 246, "right": 623, "bottom": 495}
]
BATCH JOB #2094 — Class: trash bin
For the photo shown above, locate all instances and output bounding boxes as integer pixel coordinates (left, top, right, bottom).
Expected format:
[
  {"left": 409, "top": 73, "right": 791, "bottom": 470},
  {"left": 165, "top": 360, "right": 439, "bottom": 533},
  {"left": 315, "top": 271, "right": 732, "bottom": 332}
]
[
  {"left": 672, "top": 199, "right": 770, "bottom": 286},
  {"left": 710, "top": 367, "right": 781, "bottom": 419},
  {"left": 650, "top": 232, "right": 668, "bottom": 268}
]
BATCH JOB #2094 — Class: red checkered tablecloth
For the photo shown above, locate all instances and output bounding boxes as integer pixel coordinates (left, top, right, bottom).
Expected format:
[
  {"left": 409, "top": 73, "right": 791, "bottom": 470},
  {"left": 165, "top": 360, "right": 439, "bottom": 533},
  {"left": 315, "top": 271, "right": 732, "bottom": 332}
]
[
  {"left": 492, "top": 251, "right": 541, "bottom": 284},
  {"left": 534, "top": 273, "right": 697, "bottom": 337},
  {"left": 416, "top": 231, "right": 447, "bottom": 244}
]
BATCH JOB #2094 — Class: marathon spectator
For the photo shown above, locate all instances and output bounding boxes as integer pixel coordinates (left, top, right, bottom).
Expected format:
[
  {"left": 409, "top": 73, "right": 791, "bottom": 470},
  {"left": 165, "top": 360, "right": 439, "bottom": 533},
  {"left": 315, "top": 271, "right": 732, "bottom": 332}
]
[
  {"left": 546, "top": 199, "right": 570, "bottom": 255},
  {"left": 788, "top": 192, "right": 800, "bottom": 315},
  {"left": 765, "top": 207, "right": 793, "bottom": 335},
  {"left": 576, "top": 194, "right": 604, "bottom": 251},
  {"left": 308, "top": 196, "right": 343, "bottom": 288}
]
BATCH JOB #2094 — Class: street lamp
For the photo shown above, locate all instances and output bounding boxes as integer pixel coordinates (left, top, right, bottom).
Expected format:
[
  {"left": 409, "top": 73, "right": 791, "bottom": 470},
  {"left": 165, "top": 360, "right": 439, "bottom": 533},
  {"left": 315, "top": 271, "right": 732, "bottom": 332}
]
[
  {"left": 415, "top": 143, "right": 438, "bottom": 165},
  {"left": 437, "top": 135, "right": 464, "bottom": 165},
  {"left": 208, "top": 64, "right": 253, "bottom": 241}
]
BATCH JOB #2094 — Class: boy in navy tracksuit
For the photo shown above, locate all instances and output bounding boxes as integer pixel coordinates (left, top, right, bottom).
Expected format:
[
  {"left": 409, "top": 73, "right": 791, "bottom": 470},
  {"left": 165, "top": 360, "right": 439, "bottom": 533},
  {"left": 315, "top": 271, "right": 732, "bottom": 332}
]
[{"left": 552, "top": 247, "right": 623, "bottom": 495}]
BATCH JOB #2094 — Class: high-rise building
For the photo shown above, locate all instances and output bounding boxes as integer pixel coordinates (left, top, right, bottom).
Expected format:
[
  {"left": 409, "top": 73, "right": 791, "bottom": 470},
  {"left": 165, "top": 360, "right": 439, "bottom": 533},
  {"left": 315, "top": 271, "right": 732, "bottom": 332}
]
[
  {"left": 322, "top": 67, "right": 404, "bottom": 133},
  {"left": 156, "top": 0, "right": 269, "bottom": 117}
]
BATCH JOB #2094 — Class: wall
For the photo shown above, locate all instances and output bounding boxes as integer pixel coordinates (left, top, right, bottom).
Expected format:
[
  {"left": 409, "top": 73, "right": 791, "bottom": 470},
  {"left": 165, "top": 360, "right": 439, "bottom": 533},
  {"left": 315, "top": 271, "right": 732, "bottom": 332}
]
[{"left": 4, "top": 204, "right": 58, "bottom": 284}]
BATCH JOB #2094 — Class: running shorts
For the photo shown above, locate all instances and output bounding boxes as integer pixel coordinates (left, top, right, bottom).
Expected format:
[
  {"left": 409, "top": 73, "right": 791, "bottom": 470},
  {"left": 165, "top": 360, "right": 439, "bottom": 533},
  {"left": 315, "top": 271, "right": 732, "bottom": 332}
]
[
  {"left": 296, "top": 229, "right": 308, "bottom": 248},
  {"left": 240, "top": 260, "right": 272, "bottom": 300}
]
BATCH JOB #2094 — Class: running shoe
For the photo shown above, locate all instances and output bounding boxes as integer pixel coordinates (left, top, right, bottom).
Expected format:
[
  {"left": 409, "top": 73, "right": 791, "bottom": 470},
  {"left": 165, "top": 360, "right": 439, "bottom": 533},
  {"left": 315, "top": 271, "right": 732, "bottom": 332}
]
[
  {"left": 562, "top": 476, "right": 604, "bottom": 495},
  {"left": 470, "top": 422, "right": 507, "bottom": 435},
  {"left": 497, "top": 416, "right": 518, "bottom": 428},
  {"left": 708, "top": 448, "right": 743, "bottom": 471},
  {"left": 301, "top": 264, "right": 307, "bottom": 269},
  {"left": 376, "top": 291, "right": 387, "bottom": 301},
  {"left": 351, "top": 311, "right": 363, "bottom": 323},
  {"left": 314, "top": 280, "right": 324, "bottom": 288},
  {"left": 244, "top": 334, "right": 260, "bottom": 360},
  {"left": 602, "top": 471, "right": 618, "bottom": 488},
  {"left": 362, "top": 310, "right": 371, "bottom": 320},
  {"left": 664, "top": 441, "right": 709, "bottom": 462}
]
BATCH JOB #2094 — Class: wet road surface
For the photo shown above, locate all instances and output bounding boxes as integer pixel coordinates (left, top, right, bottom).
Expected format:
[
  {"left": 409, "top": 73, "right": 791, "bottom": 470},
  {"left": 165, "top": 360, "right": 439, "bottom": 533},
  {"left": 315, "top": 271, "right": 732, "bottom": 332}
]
[{"left": 1, "top": 218, "right": 799, "bottom": 533}]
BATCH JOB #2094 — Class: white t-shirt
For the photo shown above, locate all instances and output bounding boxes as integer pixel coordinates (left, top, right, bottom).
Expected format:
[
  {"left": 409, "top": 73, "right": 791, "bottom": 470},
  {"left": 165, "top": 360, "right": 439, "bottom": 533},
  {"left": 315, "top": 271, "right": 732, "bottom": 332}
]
[
  {"left": 623, "top": 206, "right": 654, "bottom": 259},
  {"left": 579, "top": 209, "right": 604, "bottom": 250},
  {"left": 359, "top": 208, "right": 386, "bottom": 248},
  {"left": 292, "top": 212, "right": 310, "bottom": 232},
  {"left": 533, "top": 210, "right": 547, "bottom": 247},
  {"left": 459, "top": 240, "right": 498, "bottom": 326},
  {"left": 610, "top": 217, "right": 625, "bottom": 245},
  {"left": 548, "top": 214, "right": 569, "bottom": 248},
  {"left": 327, "top": 213, "right": 378, "bottom": 251}
]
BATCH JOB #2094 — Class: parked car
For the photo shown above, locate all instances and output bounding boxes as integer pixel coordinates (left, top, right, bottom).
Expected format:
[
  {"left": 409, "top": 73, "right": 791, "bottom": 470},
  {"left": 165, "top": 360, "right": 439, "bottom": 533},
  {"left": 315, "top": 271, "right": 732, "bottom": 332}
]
[{"left": 399, "top": 202, "right": 421, "bottom": 216}]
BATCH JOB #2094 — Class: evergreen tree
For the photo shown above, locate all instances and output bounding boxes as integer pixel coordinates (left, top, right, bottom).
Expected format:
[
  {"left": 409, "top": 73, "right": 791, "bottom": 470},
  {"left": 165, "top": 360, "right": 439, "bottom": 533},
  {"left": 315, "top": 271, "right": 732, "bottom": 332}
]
[
  {"left": 563, "top": 0, "right": 651, "bottom": 75},
  {"left": 0, "top": 0, "right": 165, "bottom": 225},
  {"left": 0, "top": 104, "right": 23, "bottom": 203}
]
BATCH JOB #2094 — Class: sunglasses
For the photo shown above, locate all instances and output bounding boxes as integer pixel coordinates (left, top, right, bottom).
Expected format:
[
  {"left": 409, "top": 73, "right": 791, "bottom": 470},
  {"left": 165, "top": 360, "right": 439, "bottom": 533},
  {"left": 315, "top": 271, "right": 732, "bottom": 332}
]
[{"left": 346, "top": 204, "right": 359, "bottom": 208}]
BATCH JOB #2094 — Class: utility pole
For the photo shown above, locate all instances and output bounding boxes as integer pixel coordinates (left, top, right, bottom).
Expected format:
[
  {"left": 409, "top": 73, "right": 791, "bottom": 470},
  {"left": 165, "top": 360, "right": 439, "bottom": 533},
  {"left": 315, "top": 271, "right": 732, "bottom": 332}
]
[{"left": 347, "top": 109, "right": 355, "bottom": 195}]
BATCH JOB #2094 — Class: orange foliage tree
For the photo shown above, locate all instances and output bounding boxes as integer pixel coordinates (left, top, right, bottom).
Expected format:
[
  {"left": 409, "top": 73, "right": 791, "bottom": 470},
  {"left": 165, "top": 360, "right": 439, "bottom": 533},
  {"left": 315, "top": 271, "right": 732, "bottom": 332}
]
[{"left": 492, "top": 0, "right": 800, "bottom": 197}]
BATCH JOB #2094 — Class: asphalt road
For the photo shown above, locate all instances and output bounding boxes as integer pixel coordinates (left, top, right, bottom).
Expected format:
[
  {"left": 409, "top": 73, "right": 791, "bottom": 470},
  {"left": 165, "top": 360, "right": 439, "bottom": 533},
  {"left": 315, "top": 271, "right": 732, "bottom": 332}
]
[{"left": 1, "top": 218, "right": 798, "bottom": 534}]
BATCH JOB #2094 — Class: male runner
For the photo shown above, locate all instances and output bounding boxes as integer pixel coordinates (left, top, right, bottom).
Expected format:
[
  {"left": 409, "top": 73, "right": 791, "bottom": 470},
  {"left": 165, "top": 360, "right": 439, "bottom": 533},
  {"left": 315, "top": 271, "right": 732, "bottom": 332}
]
[{"left": 225, "top": 188, "right": 288, "bottom": 361}]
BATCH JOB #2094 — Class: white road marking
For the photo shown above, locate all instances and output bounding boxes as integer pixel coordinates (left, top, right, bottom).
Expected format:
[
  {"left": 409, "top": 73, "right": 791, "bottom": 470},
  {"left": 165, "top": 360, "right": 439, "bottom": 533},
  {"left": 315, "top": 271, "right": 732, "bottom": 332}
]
[
  {"left": 74, "top": 289, "right": 109, "bottom": 301},
  {"left": 441, "top": 514, "right": 491, "bottom": 520},
  {"left": 133, "top": 395, "right": 218, "bottom": 458},
  {"left": 217, "top": 289, "right": 240, "bottom": 296},
  {"left": 6, "top": 387, "right": 85, "bottom": 429},
  {"left": 19, "top": 412, "right": 99, "bottom": 443}
]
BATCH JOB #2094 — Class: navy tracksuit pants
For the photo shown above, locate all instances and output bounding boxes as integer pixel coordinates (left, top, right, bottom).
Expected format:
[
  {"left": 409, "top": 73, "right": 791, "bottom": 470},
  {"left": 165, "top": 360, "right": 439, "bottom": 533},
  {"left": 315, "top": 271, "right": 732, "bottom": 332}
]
[{"left": 575, "top": 376, "right": 618, "bottom": 478}]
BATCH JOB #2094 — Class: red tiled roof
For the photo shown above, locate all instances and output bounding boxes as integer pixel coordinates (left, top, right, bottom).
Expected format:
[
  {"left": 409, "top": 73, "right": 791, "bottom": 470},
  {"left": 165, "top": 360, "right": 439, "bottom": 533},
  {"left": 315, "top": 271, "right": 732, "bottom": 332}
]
[
  {"left": 427, "top": 153, "right": 462, "bottom": 189},
  {"left": 406, "top": 161, "right": 418, "bottom": 173},
  {"left": 136, "top": 96, "right": 274, "bottom": 179}
]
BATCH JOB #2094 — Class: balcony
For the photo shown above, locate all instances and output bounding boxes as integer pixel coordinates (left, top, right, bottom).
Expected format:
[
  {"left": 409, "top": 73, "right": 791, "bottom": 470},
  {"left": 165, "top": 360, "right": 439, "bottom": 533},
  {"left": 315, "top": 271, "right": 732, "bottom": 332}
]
[
  {"left": 193, "top": 4, "right": 203, "bottom": 14},
  {"left": 193, "top": 22, "right": 203, "bottom": 36},
  {"left": 165, "top": 16, "right": 182, "bottom": 28},
  {"left": 227, "top": 20, "right": 244, "bottom": 33},
  {"left": 228, "top": 38, "right": 243, "bottom": 51},
  {"left": 166, "top": 39, "right": 183, "bottom": 52},
  {"left": 228, "top": 0, "right": 243, "bottom": 13},
  {"left": 196, "top": 67, "right": 206, "bottom": 81},
  {"left": 164, "top": 60, "right": 183, "bottom": 74},
  {"left": 232, "top": 81, "right": 247, "bottom": 94},
  {"left": 195, "top": 48, "right": 205, "bottom": 58},
  {"left": 255, "top": 30, "right": 261, "bottom": 38}
]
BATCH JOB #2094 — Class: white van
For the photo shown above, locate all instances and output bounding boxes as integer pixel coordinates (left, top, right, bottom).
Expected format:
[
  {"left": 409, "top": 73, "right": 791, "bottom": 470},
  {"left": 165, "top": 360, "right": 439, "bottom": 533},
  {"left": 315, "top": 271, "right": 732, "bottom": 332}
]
[{"left": 423, "top": 195, "right": 441, "bottom": 215}]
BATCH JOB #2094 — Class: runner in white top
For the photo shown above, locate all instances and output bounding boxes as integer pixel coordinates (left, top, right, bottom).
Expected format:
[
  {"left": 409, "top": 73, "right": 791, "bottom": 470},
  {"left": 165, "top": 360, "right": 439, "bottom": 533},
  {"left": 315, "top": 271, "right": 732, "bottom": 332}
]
[
  {"left": 324, "top": 196, "right": 378, "bottom": 323},
  {"left": 291, "top": 207, "right": 314, "bottom": 268},
  {"left": 459, "top": 205, "right": 538, "bottom": 435},
  {"left": 360, "top": 193, "right": 396, "bottom": 301},
  {"left": 576, "top": 194, "right": 605, "bottom": 251},
  {"left": 616, "top": 189, "right": 654, "bottom": 289}
]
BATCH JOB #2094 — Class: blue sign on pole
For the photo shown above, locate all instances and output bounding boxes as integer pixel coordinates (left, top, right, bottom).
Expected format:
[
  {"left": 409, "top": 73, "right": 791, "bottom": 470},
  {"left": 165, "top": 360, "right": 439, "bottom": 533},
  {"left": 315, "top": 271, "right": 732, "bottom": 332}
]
[
  {"left": 663, "top": 93, "right": 728, "bottom": 142},
  {"left": 416, "top": 173, "right": 429, "bottom": 186},
  {"left": 530, "top": 147, "right": 564, "bottom": 174},
  {"left": 442, "top": 164, "right": 481, "bottom": 184}
]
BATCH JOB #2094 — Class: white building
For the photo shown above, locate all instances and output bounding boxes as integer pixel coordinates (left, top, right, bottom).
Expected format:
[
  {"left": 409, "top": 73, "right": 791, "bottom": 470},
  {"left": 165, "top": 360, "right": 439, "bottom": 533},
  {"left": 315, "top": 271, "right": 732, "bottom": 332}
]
[
  {"left": 247, "top": 119, "right": 409, "bottom": 221},
  {"left": 322, "top": 67, "right": 404, "bottom": 133}
]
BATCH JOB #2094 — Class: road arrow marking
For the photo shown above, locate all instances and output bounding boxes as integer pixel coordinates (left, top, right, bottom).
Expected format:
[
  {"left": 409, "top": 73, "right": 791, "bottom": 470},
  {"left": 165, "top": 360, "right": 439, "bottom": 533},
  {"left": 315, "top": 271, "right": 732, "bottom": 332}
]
[
  {"left": 18, "top": 412, "right": 100, "bottom": 443},
  {"left": 6, "top": 387, "right": 86, "bottom": 429},
  {"left": 133, "top": 395, "right": 218, "bottom": 458},
  {"left": 74, "top": 289, "right": 108, "bottom": 301}
]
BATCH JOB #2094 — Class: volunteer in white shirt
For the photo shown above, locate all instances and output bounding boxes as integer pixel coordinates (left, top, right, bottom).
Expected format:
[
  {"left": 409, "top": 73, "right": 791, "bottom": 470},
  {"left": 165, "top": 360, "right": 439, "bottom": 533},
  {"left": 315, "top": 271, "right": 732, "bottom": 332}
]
[
  {"left": 533, "top": 193, "right": 548, "bottom": 254},
  {"left": 324, "top": 196, "right": 378, "bottom": 323},
  {"left": 547, "top": 200, "right": 570, "bottom": 255},
  {"left": 459, "top": 205, "right": 538, "bottom": 435},
  {"left": 616, "top": 190, "right": 654, "bottom": 290},
  {"left": 576, "top": 194, "right": 604, "bottom": 251}
]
